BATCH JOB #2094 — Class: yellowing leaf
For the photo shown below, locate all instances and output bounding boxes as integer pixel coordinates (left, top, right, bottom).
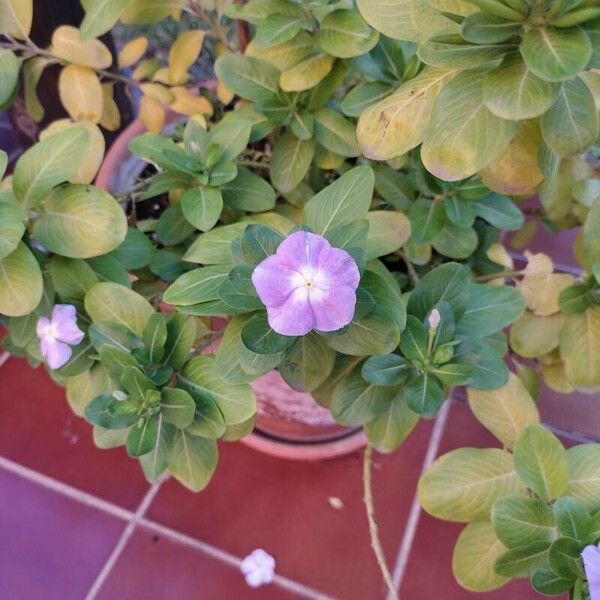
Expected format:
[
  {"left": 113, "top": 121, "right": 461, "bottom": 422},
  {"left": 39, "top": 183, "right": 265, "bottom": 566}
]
[
  {"left": 51, "top": 25, "right": 112, "bottom": 69},
  {"left": 479, "top": 121, "right": 544, "bottom": 196},
  {"left": 216, "top": 80, "right": 234, "bottom": 105},
  {"left": 140, "top": 83, "right": 174, "bottom": 105},
  {"left": 357, "top": 67, "right": 454, "bottom": 160},
  {"left": 279, "top": 54, "right": 334, "bottom": 92},
  {"left": 0, "top": 0, "right": 32, "bottom": 40},
  {"left": 509, "top": 311, "right": 561, "bottom": 359},
  {"left": 139, "top": 95, "right": 165, "bottom": 133},
  {"left": 467, "top": 374, "right": 540, "bottom": 449},
  {"left": 99, "top": 83, "right": 121, "bottom": 131},
  {"left": 542, "top": 362, "right": 573, "bottom": 394},
  {"left": 518, "top": 251, "right": 574, "bottom": 316},
  {"left": 169, "top": 87, "right": 213, "bottom": 116},
  {"left": 40, "top": 119, "right": 105, "bottom": 184},
  {"left": 22, "top": 57, "right": 48, "bottom": 122},
  {"left": 118, "top": 35, "right": 148, "bottom": 68},
  {"left": 560, "top": 307, "right": 600, "bottom": 389},
  {"left": 58, "top": 64, "right": 104, "bottom": 123},
  {"left": 245, "top": 33, "right": 314, "bottom": 71},
  {"left": 151, "top": 67, "right": 171, "bottom": 84},
  {"left": 486, "top": 243, "right": 513, "bottom": 270},
  {"left": 168, "top": 30, "right": 205, "bottom": 85}
]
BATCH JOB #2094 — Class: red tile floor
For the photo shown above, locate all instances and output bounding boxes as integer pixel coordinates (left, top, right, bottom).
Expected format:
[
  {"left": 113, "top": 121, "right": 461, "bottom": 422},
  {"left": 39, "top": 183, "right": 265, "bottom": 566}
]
[{"left": 0, "top": 350, "right": 574, "bottom": 599}]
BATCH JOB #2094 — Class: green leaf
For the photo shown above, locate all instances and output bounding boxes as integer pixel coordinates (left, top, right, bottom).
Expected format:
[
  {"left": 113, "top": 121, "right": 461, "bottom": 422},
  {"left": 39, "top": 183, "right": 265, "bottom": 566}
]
[
  {"left": 127, "top": 416, "right": 158, "bottom": 457},
  {"left": 520, "top": 26, "right": 591, "bottom": 82},
  {"left": 431, "top": 362, "right": 473, "bottom": 386},
  {"left": 186, "top": 391, "right": 227, "bottom": 439},
  {"left": 0, "top": 0, "right": 32, "bottom": 40},
  {"left": 13, "top": 126, "right": 90, "bottom": 208},
  {"left": 418, "top": 38, "right": 509, "bottom": 70},
  {"left": 0, "top": 242, "right": 43, "bottom": 317},
  {"left": 330, "top": 363, "right": 402, "bottom": 426},
  {"left": 0, "top": 201, "right": 25, "bottom": 260},
  {"left": 254, "top": 13, "right": 312, "bottom": 47},
  {"left": 85, "top": 282, "right": 154, "bottom": 337},
  {"left": 421, "top": 70, "right": 519, "bottom": 181},
  {"left": 184, "top": 223, "right": 247, "bottom": 265},
  {"left": 206, "top": 116, "right": 252, "bottom": 162},
  {"left": 418, "top": 448, "right": 526, "bottom": 522},
  {"left": 317, "top": 9, "right": 378, "bottom": 58},
  {"left": 365, "top": 211, "right": 411, "bottom": 260},
  {"left": 181, "top": 186, "right": 223, "bottom": 232},
  {"left": 108, "top": 227, "right": 153, "bottom": 270},
  {"left": 407, "top": 261, "right": 469, "bottom": 321},
  {"left": 553, "top": 497, "right": 592, "bottom": 542},
  {"left": 163, "top": 314, "right": 196, "bottom": 370},
  {"left": 494, "top": 543, "right": 549, "bottom": 578},
  {"left": 461, "top": 13, "right": 523, "bottom": 44},
  {"left": 443, "top": 196, "right": 476, "bottom": 228},
  {"left": 163, "top": 265, "right": 230, "bottom": 306},
  {"left": 399, "top": 315, "right": 428, "bottom": 362},
  {"left": 214, "top": 54, "right": 280, "bottom": 102},
  {"left": 303, "top": 166, "right": 374, "bottom": 235},
  {"left": 405, "top": 372, "right": 445, "bottom": 417},
  {"left": 364, "top": 392, "right": 419, "bottom": 452},
  {"left": 452, "top": 522, "right": 509, "bottom": 592},
  {"left": 559, "top": 284, "right": 595, "bottom": 314},
  {"left": 362, "top": 354, "right": 410, "bottom": 386},
  {"left": 143, "top": 313, "right": 166, "bottom": 364},
  {"left": 492, "top": 495, "right": 557, "bottom": 549},
  {"left": 341, "top": 81, "right": 392, "bottom": 118},
  {"left": 66, "top": 364, "right": 112, "bottom": 417},
  {"left": 178, "top": 355, "right": 256, "bottom": 425},
  {"left": 431, "top": 223, "right": 478, "bottom": 259},
  {"left": 156, "top": 204, "right": 195, "bottom": 246},
  {"left": 85, "top": 394, "right": 139, "bottom": 429},
  {"left": 120, "top": 365, "right": 155, "bottom": 400},
  {"left": 408, "top": 199, "right": 446, "bottom": 244},
  {"left": 467, "top": 373, "right": 539, "bottom": 449},
  {"left": 548, "top": 537, "right": 584, "bottom": 580},
  {"left": 313, "top": 107, "right": 360, "bottom": 157},
  {"left": 513, "top": 425, "right": 569, "bottom": 501},
  {"left": 240, "top": 224, "right": 283, "bottom": 264},
  {"left": 240, "top": 312, "right": 296, "bottom": 355},
  {"left": 483, "top": 55, "right": 559, "bottom": 120},
  {"left": 139, "top": 413, "right": 175, "bottom": 482},
  {"left": 98, "top": 345, "right": 139, "bottom": 382},
  {"left": 0, "top": 49, "right": 19, "bottom": 107},
  {"left": 32, "top": 184, "right": 126, "bottom": 258},
  {"left": 160, "top": 387, "right": 195, "bottom": 428},
  {"left": 269, "top": 131, "right": 314, "bottom": 193},
  {"left": 222, "top": 167, "right": 276, "bottom": 212},
  {"left": 169, "top": 430, "right": 218, "bottom": 492},
  {"left": 471, "top": 193, "right": 524, "bottom": 230},
  {"left": 566, "top": 444, "right": 600, "bottom": 512},
  {"left": 541, "top": 77, "right": 599, "bottom": 158},
  {"left": 80, "top": 0, "right": 135, "bottom": 38},
  {"left": 278, "top": 332, "right": 336, "bottom": 393},
  {"left": 531, "top": 568, "right": 574, "bottom": 595},
  {"left": 218, "top": 265, "right": 263, "bottom": 313}
]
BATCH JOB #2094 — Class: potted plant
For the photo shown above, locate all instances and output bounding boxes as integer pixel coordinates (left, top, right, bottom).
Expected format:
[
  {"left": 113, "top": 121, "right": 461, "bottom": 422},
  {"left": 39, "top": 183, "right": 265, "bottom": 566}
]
[{"left": 1, "top": 0, "right": 599, "bottom": 597}]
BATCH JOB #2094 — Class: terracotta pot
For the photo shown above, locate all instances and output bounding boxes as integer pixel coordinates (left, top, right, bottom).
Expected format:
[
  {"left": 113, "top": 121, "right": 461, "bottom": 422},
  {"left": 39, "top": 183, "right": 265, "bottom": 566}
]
[{"left": 96, "top": 116, "right": 366, "bottom": 460}]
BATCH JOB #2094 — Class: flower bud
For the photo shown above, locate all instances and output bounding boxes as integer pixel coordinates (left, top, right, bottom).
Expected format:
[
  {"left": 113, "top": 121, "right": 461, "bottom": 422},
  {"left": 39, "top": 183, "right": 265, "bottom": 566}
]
[{"left": 427, "top": 308, "right": 441, "bottom": 330}]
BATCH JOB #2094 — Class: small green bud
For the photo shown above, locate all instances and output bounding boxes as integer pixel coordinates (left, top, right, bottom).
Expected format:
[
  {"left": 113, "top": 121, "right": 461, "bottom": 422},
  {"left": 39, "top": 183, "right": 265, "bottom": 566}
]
[{"left": 433, "top": 343, "right": 454, "bottom": 365}]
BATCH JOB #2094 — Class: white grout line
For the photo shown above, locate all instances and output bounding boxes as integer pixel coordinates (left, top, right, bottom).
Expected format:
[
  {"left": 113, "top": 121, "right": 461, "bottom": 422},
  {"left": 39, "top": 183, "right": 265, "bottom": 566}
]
[
  {"left": 385, "top": 399, "right": 453, "bottom": 600},
  {"left": 0, "top": 351, "right": 11, "bottom": 368},
  {"left": 84, "top": 480, "right": 165, "bottom": 600},
  {"left": 0, "top": 455, "right": 134, "bottom": 521},
  {"left": 137, "top": 518, "right": 338, "bottom": 600}
]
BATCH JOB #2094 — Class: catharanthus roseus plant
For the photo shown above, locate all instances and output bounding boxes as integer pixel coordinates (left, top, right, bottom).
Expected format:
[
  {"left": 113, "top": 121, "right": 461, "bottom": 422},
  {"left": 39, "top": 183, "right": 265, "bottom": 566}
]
[{"left": 0, "top": 0, "right": 599, "bottom": 597}]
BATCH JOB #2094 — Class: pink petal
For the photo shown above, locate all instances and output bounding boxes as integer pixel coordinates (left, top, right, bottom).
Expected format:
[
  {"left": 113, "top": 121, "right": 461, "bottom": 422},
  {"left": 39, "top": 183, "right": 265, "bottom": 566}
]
[
  {"left": 317, "top": 247, "right": 360, "bottom": 289},
  {"left": 252, "top": 255, "right": 300, "bottom": 308},
  {"left": 275, "top": 231, "right": 331, "bottom": 271},
  {"left": 309, "top": 285, "right": 356, "bottom": 332},
  {"left": 583, "top": 544, "right": 600, "bottom": 600},
  {"left": 52, "top": 304, "right": 84, "bottom": 345},
  {"left": 40, "top": 337, "right": 72, "bottom": 369},
  {"left": 266, "top": 287, "right": 315, "bottom": 336}
]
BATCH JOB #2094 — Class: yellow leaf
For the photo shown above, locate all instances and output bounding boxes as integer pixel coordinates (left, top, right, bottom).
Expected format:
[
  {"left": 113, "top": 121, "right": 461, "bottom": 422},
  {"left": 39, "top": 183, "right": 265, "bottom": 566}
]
[
  {"left": 314, "top": 146, "right": 344, "bottom": 170},
  {"left": 245, "top": 33, "right": 314, "bottom": 71},
  {"left": 279, "top": 54, "right": 334, "bottom": 92},
  {"left": 518, "top": 251, "right": 574, "bottom": 316},
  {"left": 510, "top": 220, "right": 537, "bottom": 250},
  {"left": 560, "top": 306, "right": 600, "bottom": 388},
  {"left": 169, "top": 87, "right": 213, "bottom": 116},
  {"left": 58, "top": 64, "right": 104, "bottom": 123},
  {"left": 542, "top": 362, "right": 574, "bottom": 394},
  {"left": 40, "top": 119, "right": 105, "bottom": 184},
  {"left": 118, "top": 36, "right": 148, "bottom": 68},
  {"left": 99, "top": 83, "right": 121, "bottom": 131},
  {"left": 486, "top": 243, "right": 513, "bottom": 270},
  {"left": 133, "top": 58, "right": 160, "bottom": 80},
  {"left": 168, "top": 30, "right": 205, "bottom": 85},
  {"left": 0, "top": 0, "right": 32, "bottom": 40},
  {"left": 151, "top": 67, "right": 171, "bottom": 84},
  {"left": 357, "top": 68, "right": 454, "bottom": 160},
  {"left": 139, "top": 95, "right": 165, "bottom": 133},
  {"left": 140, "top": 83, "right": 175, "bottom": 105},
  {"left": 51, "top": 25, "right": 112, "bottom": 69},
  {"left": 216, "top": 80, "right": 234, "bottom": 105},
  {"left": 170, "top": 6, "right": 182, "bottom": 21},
  {"left": 509, "top": 311, "right": 561, "bottom": 359},
  {"left": 479, "top": 121, "right": 544, "bottom": 196}
]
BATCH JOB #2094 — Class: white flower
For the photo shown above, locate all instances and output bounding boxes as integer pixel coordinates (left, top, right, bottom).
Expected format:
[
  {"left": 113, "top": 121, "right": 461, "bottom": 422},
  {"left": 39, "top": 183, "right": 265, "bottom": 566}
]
[
  {"left": 582, "top": 543, "right": 600, "bottom": 600},
  {"left": 36, "top": 305, "right": 84, "bottom": 369},
  {"left": 427, "top": 308, "right": 441, "bottom": 330},
  {"left": 241, "top": 548, "right": 275, "bottom": 588}
]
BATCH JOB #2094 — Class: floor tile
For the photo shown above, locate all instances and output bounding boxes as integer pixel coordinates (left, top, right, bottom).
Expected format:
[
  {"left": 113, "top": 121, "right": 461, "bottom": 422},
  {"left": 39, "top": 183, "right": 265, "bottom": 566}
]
[
  {"left": 147, "top": 420, "right": 435, "bottom": 600},
  {"left": 0, "top": 357, "right": 149, "bottom": 509},
  {"left": 399, "top": 401, "right": 565, "bottom": 599},
  {"left": 97, "top": 528, "right": 300, "bottom": 600},
  {"left": 0, "top": 469, "right": 125, "bottom": 600}
]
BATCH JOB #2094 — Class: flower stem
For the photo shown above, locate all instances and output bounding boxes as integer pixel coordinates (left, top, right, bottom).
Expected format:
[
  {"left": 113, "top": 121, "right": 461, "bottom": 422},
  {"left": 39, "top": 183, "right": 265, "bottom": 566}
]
[
  {"left": 396, "top": 250, "right": 419, "bottom": 286},
  {"left": 475, "top": 270, "right": 526, "bottom": 282},
  {"left": 363, "top": 443, "right": 399, "bottom": 600}
]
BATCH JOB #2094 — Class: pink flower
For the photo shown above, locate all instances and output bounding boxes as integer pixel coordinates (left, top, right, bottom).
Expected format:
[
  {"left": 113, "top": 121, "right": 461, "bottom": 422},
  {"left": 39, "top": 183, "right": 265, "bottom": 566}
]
[
  {"left": 251, "top": 231, "right": 360, "bottom": 336},
  {"left": 36, "top": 305, "right": 84, "bottom": 369},
  {"left": 241, "top": 548, "right": 275, "bottom": 588},
  {"left": 583, "top": 543, "right": 600, "bottom": 600}
]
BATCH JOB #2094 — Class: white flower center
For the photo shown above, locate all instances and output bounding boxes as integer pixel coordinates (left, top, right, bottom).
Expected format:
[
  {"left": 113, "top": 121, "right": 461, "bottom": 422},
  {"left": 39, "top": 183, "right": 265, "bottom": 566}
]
[{"left": 41, "top": 322, "right": 59, "bottom": 340}]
